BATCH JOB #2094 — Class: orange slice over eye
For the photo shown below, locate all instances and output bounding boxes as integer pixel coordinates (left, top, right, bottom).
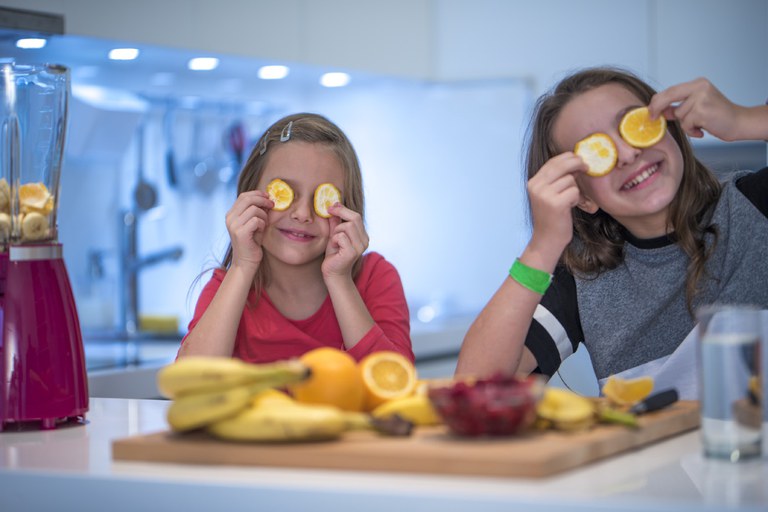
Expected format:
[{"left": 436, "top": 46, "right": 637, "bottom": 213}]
[
  {"left": 574, "top": 133, "right": 618, "bottom": 177},
  {"left": 619, "top": 106, "right": 666, "bottom": 148},
  {"left": 266, "top": 178, "right": 294, "bottom": 211},
  {"left": 313, "top": 183, "right": 341, "bottom": 218}
]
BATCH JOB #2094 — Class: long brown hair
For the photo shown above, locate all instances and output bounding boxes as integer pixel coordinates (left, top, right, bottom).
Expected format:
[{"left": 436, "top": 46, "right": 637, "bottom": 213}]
[
  {"left": 525, "top": 67, "right": 721, "bottom": 310},
  {"left": 221, "top": 113, "right": 366, "bottom": 295}
]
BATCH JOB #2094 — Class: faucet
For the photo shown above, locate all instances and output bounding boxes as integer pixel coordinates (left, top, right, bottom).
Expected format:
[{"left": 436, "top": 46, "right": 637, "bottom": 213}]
[{"left": 117, "top": 210, "right": 183, "bottom": 335}]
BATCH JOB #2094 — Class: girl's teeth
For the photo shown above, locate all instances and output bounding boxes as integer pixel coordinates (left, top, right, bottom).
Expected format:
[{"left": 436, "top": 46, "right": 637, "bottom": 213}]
[{"left": 623, "top": 164, "right": 658, "bottom": 190}]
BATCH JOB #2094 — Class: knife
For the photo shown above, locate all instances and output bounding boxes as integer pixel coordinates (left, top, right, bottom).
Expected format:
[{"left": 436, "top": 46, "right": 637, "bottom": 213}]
[{"left": 630, "top": 388, "right": 679, "bottom": 415}]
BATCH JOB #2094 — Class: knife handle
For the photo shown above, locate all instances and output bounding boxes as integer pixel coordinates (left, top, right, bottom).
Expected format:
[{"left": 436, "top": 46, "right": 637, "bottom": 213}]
[{"left": 632, "top": 388, "right": 679, "bottom": 414}]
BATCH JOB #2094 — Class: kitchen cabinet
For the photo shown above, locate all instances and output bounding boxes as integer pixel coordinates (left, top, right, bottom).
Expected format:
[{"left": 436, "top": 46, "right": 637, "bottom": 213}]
[{"left": 0, "top": 397, "right": 766, "bottom": 511}]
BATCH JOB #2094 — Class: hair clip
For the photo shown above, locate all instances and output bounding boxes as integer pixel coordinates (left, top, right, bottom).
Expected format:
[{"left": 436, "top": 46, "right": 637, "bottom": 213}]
[
  {"left": 280, "top": 121, "right": 293, "bottom": 142},
  {"left": 259, "top": 130, "right": 270, "bottom": 155}
]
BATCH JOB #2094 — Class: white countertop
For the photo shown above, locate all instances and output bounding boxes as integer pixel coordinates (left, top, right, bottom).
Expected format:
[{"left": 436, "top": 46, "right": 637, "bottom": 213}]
[{"left": 0, "top": 398, "right": 766, "bottom": 512}]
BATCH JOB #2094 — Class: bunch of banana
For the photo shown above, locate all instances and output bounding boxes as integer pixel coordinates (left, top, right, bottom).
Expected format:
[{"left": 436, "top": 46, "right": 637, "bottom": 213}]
[
  {"left": 158, "top": 357, "right": 312, "bottom": 432},
  {"left": 207, "top": 388, "right": 413, "bottom": 442}
]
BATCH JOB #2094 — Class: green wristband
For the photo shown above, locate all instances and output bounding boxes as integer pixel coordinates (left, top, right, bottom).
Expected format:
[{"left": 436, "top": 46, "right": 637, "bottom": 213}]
[{"left": 509, "top": 258, "right": 552, "bottom": 295}]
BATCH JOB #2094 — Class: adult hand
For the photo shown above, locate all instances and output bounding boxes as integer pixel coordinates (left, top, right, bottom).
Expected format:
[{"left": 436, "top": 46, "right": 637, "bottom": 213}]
[
  {"left": 527, "top": 152, "right": 587, "bottom": 259},
  {"left": 321, "top": 203, "right": 369, "bottom": 279},
  {"left": 225, "top": 190, "right": 273, "bottom": 274},
  {"left": 649, "top": 78, "right": 743, "bottom": 141}
]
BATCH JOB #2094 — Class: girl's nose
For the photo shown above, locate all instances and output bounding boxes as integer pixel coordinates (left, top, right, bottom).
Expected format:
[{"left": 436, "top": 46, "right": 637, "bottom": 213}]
[
  {"left": 290, "top": 196, "right": 314, "bottom": 223},
  {"left": 615, "top": 136, "right": 642, "bottom": 168}
]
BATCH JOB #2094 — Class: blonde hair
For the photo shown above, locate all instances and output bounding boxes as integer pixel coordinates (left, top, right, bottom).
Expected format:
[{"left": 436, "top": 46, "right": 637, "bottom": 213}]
[
  {"left": 222, "top": 113, "right": 365, "bottom": 294},
  {"left": 525, "top": 67, "right": 721, "bottom": 311}
]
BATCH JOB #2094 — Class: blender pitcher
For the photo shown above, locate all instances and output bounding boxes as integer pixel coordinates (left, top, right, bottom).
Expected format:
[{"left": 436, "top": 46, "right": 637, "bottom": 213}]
[{"left": 0, "top": 62, "right": 88, "bottom": 430}]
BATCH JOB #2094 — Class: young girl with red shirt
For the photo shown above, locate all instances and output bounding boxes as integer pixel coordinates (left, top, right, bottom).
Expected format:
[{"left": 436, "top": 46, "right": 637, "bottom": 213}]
[{"left": 179, "top": 113, "right": 413, "bottom": 364}]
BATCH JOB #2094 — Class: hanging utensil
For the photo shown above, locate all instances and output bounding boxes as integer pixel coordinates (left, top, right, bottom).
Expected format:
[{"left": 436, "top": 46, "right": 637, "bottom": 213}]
[
  {"left": 133, "top": 119, "right": 158, "bottom": 211},
  {"left": 163, "top": 105, "right": 177, "bottom": 188}
]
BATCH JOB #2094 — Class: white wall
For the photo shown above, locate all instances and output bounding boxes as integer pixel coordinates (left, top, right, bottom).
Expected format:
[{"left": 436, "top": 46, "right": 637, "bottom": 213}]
[{"left": 8, "top": 0, "right": 767, "bottom": 104}]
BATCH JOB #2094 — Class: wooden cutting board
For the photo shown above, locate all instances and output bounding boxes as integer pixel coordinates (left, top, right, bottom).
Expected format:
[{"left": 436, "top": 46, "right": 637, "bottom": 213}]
[{"left": 112, "top": 401, "right": 700, "bottom": 478}]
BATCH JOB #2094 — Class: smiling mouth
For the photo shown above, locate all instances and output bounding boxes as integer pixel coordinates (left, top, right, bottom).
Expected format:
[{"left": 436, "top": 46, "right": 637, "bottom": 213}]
[
  {"left": 279, "top": 229, "right": 315, "bottom": 240},
  {"left": 622, "top": 163, "right": 659, "bottom": 190}
]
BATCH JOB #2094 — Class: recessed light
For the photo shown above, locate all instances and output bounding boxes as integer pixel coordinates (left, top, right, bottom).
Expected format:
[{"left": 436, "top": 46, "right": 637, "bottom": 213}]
[
  {"left": 16, "top": 38, "right": 47, "bottom": 49},
  {"left": 188, "top": 57, "right": 219, "bottom": 71},
  {"left": 258, "top": 65, "right": 289, "bottom": 80},
  {"left": 108, "top": 48, "right": 140, "bottom": 61},
  {"left": 320, "top": 72, "right": 350, "bottom": 88}
]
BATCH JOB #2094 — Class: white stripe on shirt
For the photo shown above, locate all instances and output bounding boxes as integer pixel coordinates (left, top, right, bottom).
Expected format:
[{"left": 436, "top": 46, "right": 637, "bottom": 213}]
[{"left": 534, "top": 304, "right": 573, "bottom": 363}]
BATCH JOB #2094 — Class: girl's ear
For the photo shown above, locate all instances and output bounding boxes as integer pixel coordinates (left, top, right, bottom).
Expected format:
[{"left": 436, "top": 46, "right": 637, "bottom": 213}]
[{"left": 576, "top": 193, "right": 599, "bottom": 214}]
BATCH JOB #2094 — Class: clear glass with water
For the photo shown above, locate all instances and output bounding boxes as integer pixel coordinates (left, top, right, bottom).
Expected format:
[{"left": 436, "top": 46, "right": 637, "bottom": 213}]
[{"left": 697, "top": 305, "right": 762, "bottom": 461}]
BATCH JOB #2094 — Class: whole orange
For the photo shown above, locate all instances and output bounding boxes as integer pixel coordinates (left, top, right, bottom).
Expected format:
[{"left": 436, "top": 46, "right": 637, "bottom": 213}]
[{"left": 289, "top": 347, "right": 364, "bottom": 412}]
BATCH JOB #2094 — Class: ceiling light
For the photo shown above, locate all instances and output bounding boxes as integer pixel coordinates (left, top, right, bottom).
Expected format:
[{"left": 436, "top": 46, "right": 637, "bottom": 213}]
[
  {"left": 108, "top": 48, "right": 140, "bottom": 61},
  {"left": 188, "top": 57, "right": 219, "bottom": 71},
  {"left": 258, "top": 65, "right": 289, "bottom": 80},
  {"left": 320, "top": 72, "right": 350, "bottom": 88},
  {"left": 16, "top": 38, "right": 47, "bottom": 49}
]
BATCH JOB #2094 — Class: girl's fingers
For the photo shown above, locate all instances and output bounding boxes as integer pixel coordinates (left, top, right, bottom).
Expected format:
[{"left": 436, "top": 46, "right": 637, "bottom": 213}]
[{"left": 331, "top": 222, "right": 368, "bottom": 254}]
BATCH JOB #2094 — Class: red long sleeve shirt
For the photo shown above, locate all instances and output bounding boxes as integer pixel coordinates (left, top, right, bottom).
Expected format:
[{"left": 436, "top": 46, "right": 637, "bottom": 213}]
[{"left": 181, "top": 252, "right": 414, "bottom": 363}]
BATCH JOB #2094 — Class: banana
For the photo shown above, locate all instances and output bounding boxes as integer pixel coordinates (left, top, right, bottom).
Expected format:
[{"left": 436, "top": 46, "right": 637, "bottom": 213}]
[
  {"left": 207, "top": 399, "right": 414, "bottom": 442},
  {"left": 371, "top": 393, "right": 442, "bottom": 426},
  {"left": 157, "top": 357, "right": 311, "bottom": 399},
  {"left": 0, "top": 178, "right": 10, "bottom": 213},
  {"left": 167, "top": 383, "right": 256, "bottom": 432},
  {"left": 208, "top": 400, "right": 350, "bottom": 442},
  {"left": 20, "top": 211, "right": 50, "bottom": 241},
  {"left": 0, "top": 212, "right": 11, "bottom": 241}
]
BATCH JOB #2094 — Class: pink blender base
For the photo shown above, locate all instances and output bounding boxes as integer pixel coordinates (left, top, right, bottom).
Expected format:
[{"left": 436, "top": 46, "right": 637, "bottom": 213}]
[{"left": 1, "top": 244, "right": 89, "bottom": 431}]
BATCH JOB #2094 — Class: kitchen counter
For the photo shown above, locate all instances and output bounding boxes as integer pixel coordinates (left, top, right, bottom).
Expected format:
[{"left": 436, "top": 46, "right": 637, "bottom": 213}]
[{"left": 0, "top": 398, "right": 765, "bottom": 512}]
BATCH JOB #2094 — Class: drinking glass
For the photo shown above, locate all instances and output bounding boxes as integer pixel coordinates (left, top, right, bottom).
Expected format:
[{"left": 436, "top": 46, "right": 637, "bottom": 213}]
[{"left": 696, "top": 305, "right": 762, "bottom": 461}]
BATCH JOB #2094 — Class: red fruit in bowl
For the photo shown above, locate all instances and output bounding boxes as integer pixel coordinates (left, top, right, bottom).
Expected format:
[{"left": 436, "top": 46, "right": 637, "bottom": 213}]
[{"left": 427, "top": 373, "right": 542, "bottom": 437}]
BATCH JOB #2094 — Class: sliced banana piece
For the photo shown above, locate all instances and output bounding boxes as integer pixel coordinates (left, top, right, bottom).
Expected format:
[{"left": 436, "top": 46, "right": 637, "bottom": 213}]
[
  {"left": 0, "top": 178, "right": 10, "bottom": 214},
  {"left": 0, "top": 212, "right": 11, "bottom": 240},
  {"left": 20, "top": 211, "right": 50, "bottom": 241}
]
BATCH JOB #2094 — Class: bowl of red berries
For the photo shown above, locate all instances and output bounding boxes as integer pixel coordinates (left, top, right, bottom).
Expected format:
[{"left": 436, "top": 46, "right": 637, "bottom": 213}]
[{"left": 427, "top": 373, "right": 544, "bottom": 437}]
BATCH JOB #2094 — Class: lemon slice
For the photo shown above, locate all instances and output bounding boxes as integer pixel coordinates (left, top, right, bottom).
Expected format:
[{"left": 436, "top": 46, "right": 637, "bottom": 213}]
[
  {"left": 619, "top": 107, "right": 666, "bottom": 148},
  {"left": 266, "top": 178, "right": 294, "bottom": 211},
  {"left": 574, "top": 133, "right": 618, "bottom": 177},
  {"left": 313, "top": 183, "right": 341, "bottom": 218}
]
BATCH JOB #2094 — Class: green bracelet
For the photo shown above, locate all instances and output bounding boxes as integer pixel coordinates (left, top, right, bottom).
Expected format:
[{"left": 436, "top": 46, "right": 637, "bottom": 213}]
[{"left": 509, "top": 258, "right": 552, "bottom": 295}]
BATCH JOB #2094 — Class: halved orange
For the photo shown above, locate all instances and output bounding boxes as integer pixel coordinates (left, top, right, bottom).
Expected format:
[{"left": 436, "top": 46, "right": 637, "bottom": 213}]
[
  {"left": 601, "top": 375, "right": 654, "bottom": 406},
  {"left": 574, "top": 133, "right": 618, "bottom": 177},
  {"left": 19, "top": 182, "right": 54, "bottom": 215},
  {"left": 313, "top": 183, "right": 341, "bottom": 218},
  {"left": 266, "top": 178, "right": 294, "bottom": 211},
  {"left": 619, "top": 106, "right": 666, "bottom": 148},
  {"left": 359, "top": 351, "right": 417, "bottom": 411}
]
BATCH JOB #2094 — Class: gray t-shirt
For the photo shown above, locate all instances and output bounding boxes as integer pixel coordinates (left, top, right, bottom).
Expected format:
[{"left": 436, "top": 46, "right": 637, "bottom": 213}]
[{"left": 525, "top": 169, "right": 768, "bottom": 399}]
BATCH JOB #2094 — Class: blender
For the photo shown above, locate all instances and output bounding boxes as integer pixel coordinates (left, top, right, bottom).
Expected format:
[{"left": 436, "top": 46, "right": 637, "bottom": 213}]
[{"left": 0, "top": 62, "right": 88, "bottom": 430}]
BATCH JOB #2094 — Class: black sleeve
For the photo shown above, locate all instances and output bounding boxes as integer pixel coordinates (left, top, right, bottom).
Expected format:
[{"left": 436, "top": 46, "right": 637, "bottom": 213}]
[
  {"left": 525, "top": 264, "right": 584, "bottom": 377},
  {"left": 736, "top": 166, "right": 768, "bottom": 217}
]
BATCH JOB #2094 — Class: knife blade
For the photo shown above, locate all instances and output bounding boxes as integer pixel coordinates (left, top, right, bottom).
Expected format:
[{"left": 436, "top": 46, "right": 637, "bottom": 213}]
[{"left": 629, "top": 388, "right": 679, "bottom": 415}]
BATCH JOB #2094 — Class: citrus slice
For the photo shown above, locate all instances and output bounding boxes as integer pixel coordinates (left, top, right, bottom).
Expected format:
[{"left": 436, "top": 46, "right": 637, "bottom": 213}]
[
  {"left": 313, "top": 183, "right": 341, "bottom": 218},
  {"left": 266, "top": 178, "right": 294, "bottom": 211},
  {"left": 601, "top": 375, "right": 654, "bottom": 406},
  {"left": 359, "top": 351, "right": 417, "bottom": 411},
  {"left": 19, "top": 182, "right": 54, "bottom": 215},
  {"left": 289, "top": 347, "right": 364, "bottom": 412},
  {"left": 574, "top": 133, "right": 618, "bottom": 177},
  {"left": 619, "top": 106, "right": 666, "bottom": 148}
]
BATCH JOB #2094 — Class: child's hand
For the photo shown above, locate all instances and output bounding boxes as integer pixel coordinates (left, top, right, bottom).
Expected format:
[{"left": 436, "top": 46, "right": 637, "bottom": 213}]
[
  {"left": 225, "top": 190, "right": 273, "bottom": 273},
  {"left": 649, "top": 78, "right": 743, "bottom": 141},
  {"left": 527, "top": 153, "right": 587, "bottom": 257},
  {"left": 321, "top": 203, "right": 369, "bottom": 279}
]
